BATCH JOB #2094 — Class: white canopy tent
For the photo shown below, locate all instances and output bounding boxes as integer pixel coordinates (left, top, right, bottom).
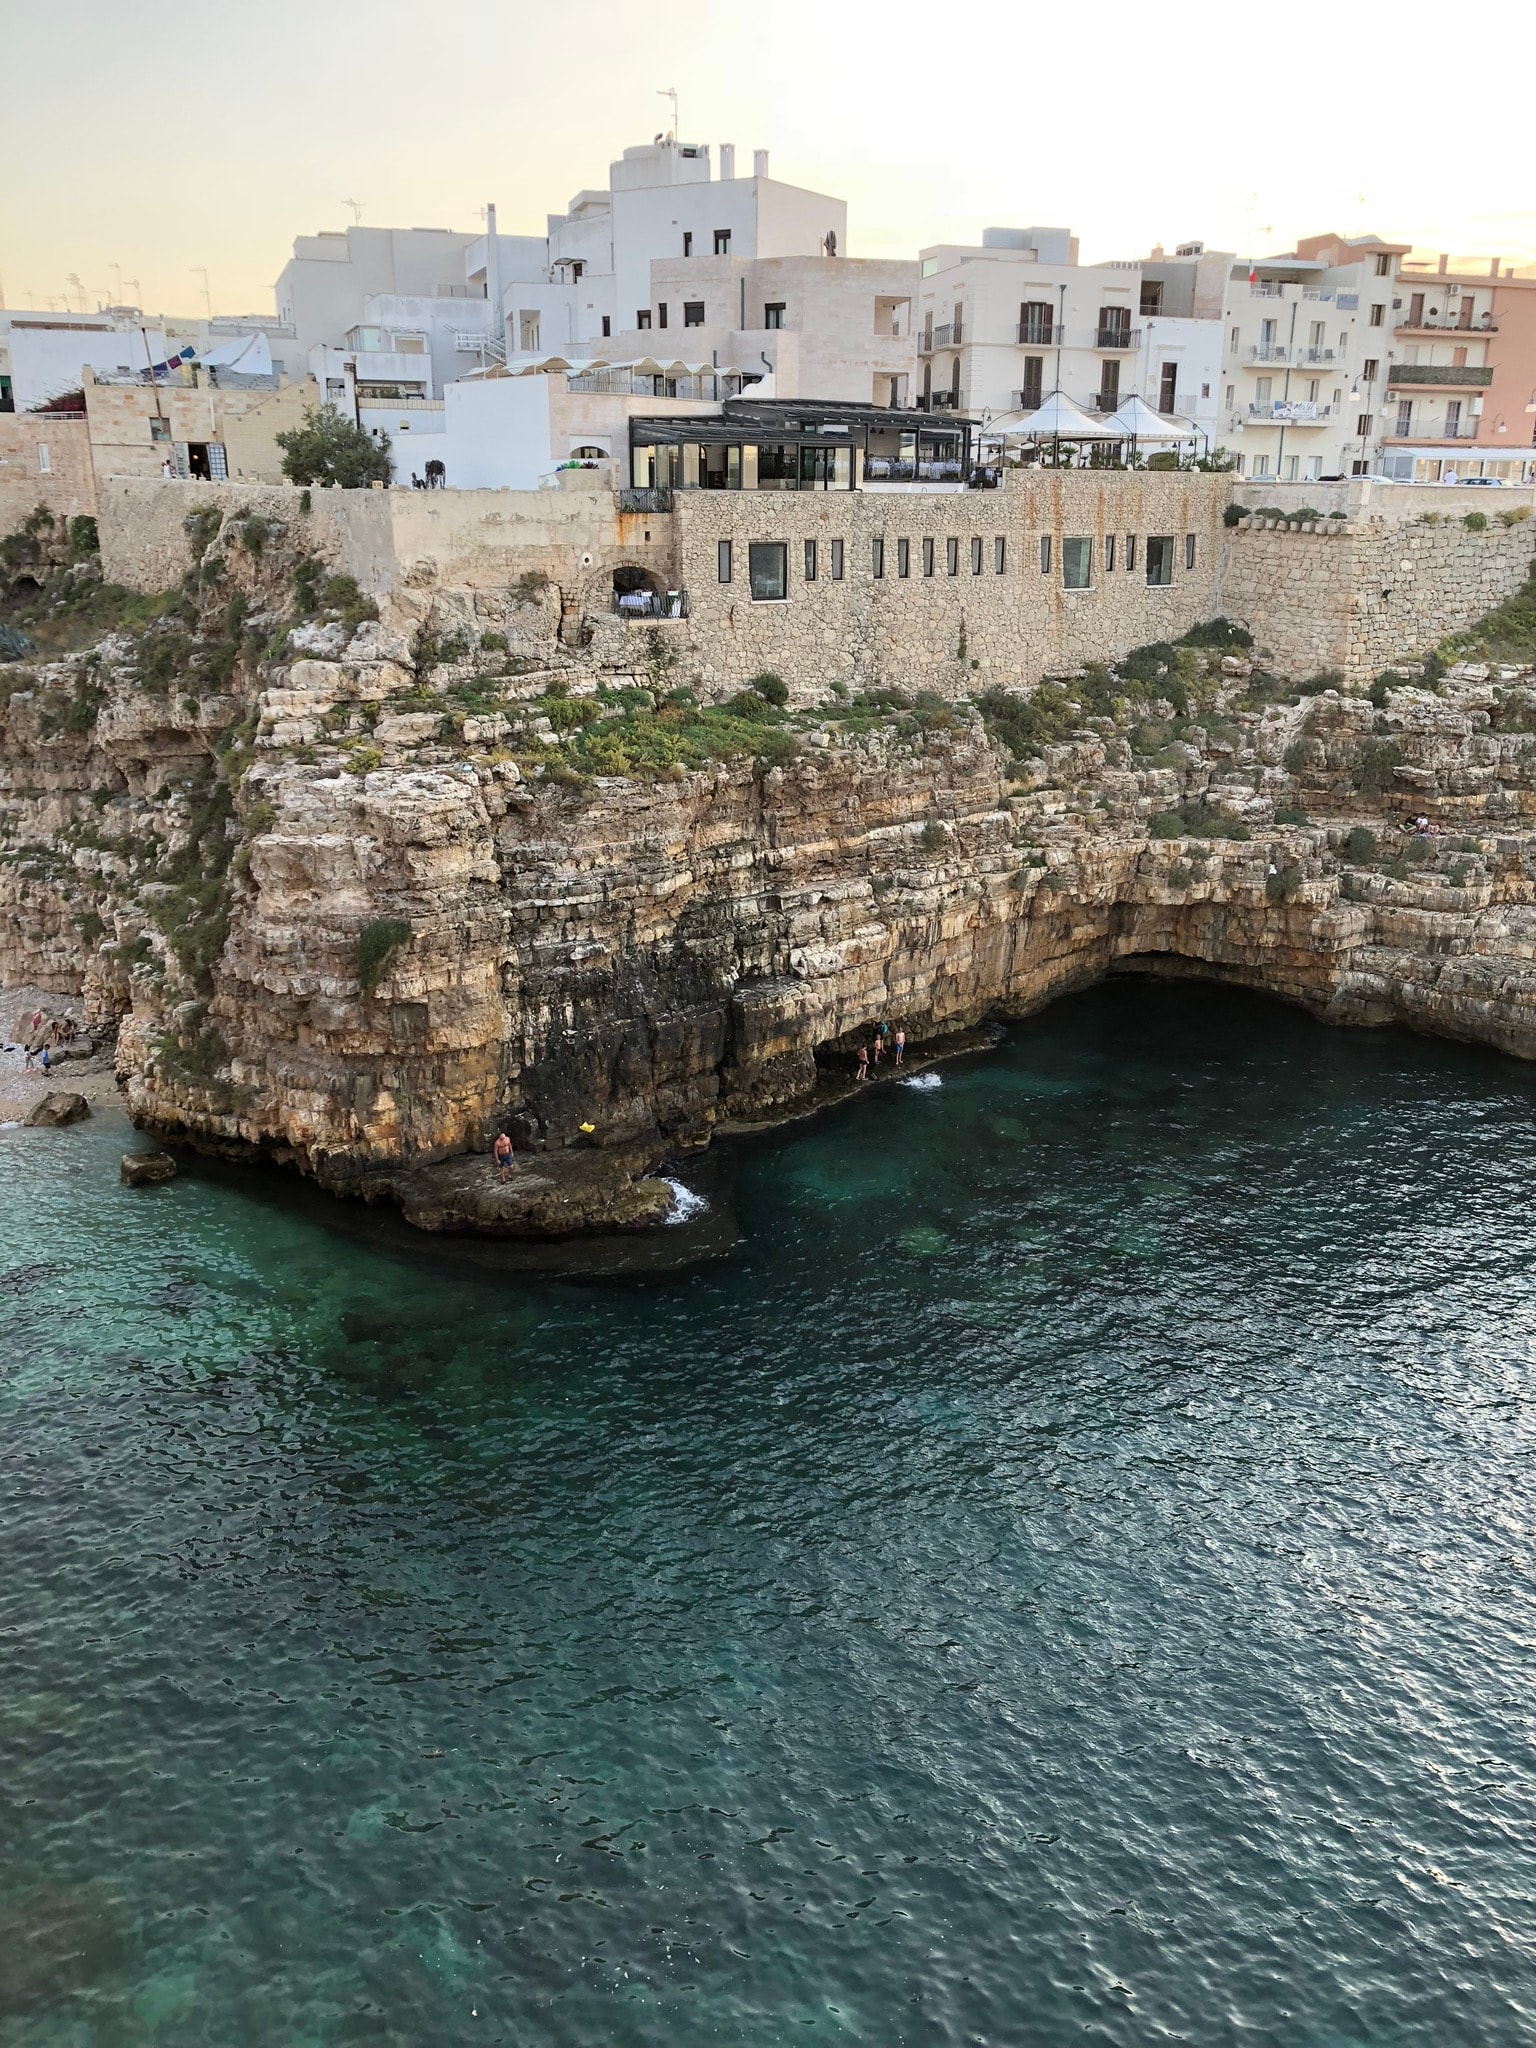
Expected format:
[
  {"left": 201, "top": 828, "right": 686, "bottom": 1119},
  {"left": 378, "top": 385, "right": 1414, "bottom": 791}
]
[
  {"left": 1100, "top": 394, "right": 1193, "bottom": 443},
  {"left": 1005, "top": 392, "right": 1121, "bottom": 441}
]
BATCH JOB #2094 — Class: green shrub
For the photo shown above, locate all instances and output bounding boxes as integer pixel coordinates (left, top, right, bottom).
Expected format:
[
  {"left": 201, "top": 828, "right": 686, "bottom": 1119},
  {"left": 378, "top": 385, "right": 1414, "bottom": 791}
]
[
  {"left": 1222, "top": 503, "right": 1247, "bottom": 528},
  {"left": 1274, "top": 806, "right": 1309, "bottom": 826},
  {"left": 1149, "top": 809, "right": 1186, "bottom": 839},
  {"left": 276, "top": 406, "right": 392, "bottom": 489},
  {"left": 1266, "top": 863, "right": 1303, "bottom": 902},
  {"left": 1344, "top": 826, "right": 1377, "bottom": 862},
  {"left": 977, "top": 683, "right": 1079, "bottom": 760},
  {"left": 356, "top": 918, "right": 411, "bottom": 997},
  {"left": 918, "top": 820, "right": 948, "bottom": 853},
  {"left": 479, "top": 630, "right": 508, "bottom": 653},
  {"left": 66, "top": 514, "right": 98, "bottom": 559},
  {"left": 1296, "top": 669, "right": 1343, "bottom": 696},
  {"left": 1180, "top": 615, "right": 1253, "bottom": 649},
  {"left": 1464, "top": 511, "right": 1488, "bottom": 533},
  {"left": 750, "top": 671, "right": 789, "bottom": 707},
  {"left": 1282, "top": 740, "right": 1312, "bottom": 775},
  {"left": 1353, "top": 739, "right": 1403, "bottom": 799},
  {"left": 1449, "top": 857, "right": 1475, "bottom": 888},
  {"left": 182, "top": 506, "right": 221, "bottom": 558},
  {"left": 1497, "top": 506, "right": 1531, "bottom": 528}
]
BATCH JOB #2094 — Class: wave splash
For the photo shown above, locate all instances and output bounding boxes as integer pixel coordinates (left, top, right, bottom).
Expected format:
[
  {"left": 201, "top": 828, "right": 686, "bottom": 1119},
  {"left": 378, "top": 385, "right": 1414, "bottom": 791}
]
[
  {"left": 661, "top": 1178, "right": 710, "bottom": 1224},
  {"left": 899, "top": 1071, "right": 943, "bottom": 1091}
]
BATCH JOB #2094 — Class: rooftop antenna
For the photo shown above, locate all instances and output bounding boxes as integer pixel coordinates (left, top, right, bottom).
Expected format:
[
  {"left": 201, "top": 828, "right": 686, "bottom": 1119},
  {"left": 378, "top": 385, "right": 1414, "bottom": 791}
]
[
  {"left": 656, "top": 86, "right": 678, "bottom": 141},
  {"left": 342, "top": 198, "right": 363, "bottom": 225},
  {"left": 191, "top": 266, "right": 212, "bottom": 318},
  {"left": 65, "top": 271, "right": 86, "bottom": 312}
]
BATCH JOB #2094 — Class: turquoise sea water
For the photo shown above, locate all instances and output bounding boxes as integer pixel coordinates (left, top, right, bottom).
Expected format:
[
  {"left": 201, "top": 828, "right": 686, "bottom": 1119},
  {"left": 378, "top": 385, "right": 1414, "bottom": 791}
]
[{"left": 6, "top": 979, "right": 1536, "bottom": 2046}]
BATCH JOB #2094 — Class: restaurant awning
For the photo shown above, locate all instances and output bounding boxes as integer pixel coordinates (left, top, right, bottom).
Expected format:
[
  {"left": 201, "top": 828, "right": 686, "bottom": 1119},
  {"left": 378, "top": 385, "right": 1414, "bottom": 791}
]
[
  {"left": 1006, "top": 392, "right": 1121, "bottom": 440},
  {"left": 1100, "top": 394, "right": 1195, "bottom": 442}
]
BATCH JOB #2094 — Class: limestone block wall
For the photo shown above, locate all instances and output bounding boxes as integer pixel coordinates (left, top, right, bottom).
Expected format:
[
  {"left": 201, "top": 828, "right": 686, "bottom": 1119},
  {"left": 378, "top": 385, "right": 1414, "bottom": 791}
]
[
  {"left": 0, "top": 415, "right": 96, "bottom": 529},
  {"left": 1220, "top": 519, "right": 1536, "bottom": 678},
  {"left": 670, "top": 472, "right": 1234, "bottom": 698}
]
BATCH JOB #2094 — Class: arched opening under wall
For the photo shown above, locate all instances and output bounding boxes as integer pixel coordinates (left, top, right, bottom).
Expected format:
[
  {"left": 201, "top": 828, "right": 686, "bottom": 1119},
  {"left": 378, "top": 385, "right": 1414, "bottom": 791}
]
[
  {"left": 569, "top": 445, "right": 608, "bottom": 464},
  {"left": 612, "top": 563, "right": 669, "bottom": 618}
]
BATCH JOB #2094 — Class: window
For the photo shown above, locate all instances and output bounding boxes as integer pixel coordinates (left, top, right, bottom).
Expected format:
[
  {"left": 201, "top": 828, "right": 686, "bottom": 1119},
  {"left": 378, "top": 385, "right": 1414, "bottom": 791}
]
[
  {"left": 830, "top": 539, "right": 844, "bottom": 580},
  {"left": 36, "top": 442, "right": 51, "bottom": 474},
  {"left": 1040, "top": 535, "right": 1052, "bottom": 575},
  {"left": 970, "top": 536, "right": 983, "bottom": 575},
  {"left": 1369, "top": 303, "right": 1384, "bottom": 326},
  {"left": 150, "top": 417, "right": 171, "bottom": 444},
  {"left": 636, "top": 310, "right": 652, "bottom": 330},
  {"left": 657, "top": 303, "right": 668, "bottom": 329},
  {"left": 1255, "top": 376, "right": 1272, "bottom": 405},
  {"left": 1140, "top": 280, "right": 1163, "bottom": 316},
  {"left": 1375, "top": 252, "right": 1391, "bottom": 276},
  {"left": 1351, "top": 459, "right": 1370, "bottom": 476},
  {"left": 764, "top": 303, "right": 786, "bottom": 329},
  {"left": 683, "top": 302, "right": 705, "bottom": 327},
  {"left": 1104, "top": 534, "right": 1115, "bottom": 573},
  {"left": 748, "top": 542, "right": 787, "bottom": 601},
  {"left": 601, "top": 316, "right": 611, "bottom": 338},
  {"left": 1357, "top": 413, "right": 1374, "bottom": 436},
  {"left": 1020, "top": 356, "right": 1044, "bottom": 410},
  {"left": 1363, "top": 358, "right": 1378, "bottom": 382},
  {"left": 1229, "top": 326, "right": 1240, "bottom": 354},
  {"left": 872, "top": 537, "right": 885, "bottom": 579},
  {"left": 1252, "top": 454, "right": 1272, "bottom": 477},
  {"left": 717, "top": 539, "right": 732, "bottom": 584},
  {"left": 1125, "top": 534, "right": 1137, "bottom": 572},
  {"left": 804, "top": 538, "right": 817, "bottom": 582},
  {"left": 1158, "top": 362, "right": 1178, "bottom": 412},
  {"left": 1232, "top": 454, "right": 1245, "bottom": 475},
  {"left": 714, "top": 229, "right": 731, "bottom": 255},
  {"left": 946, "top": 537, "right": 959, "bottom": 576},
  {"left": 1146, "top": 536, "right": 1174, "bottom": 586},
  {"left": 897, "top": 538, "right": 910, "bottom": 578},
  {"left": 683, "top": 231, "right": 693, "bottom": 257},
  {"left": 1020, "top": 300, "right": 1053, "bottom": 344},
  {"left": 1184, "top": 532, "right": 1196, "bottom": 570},
  {"left": 1062, "top": 537, "right": 1092, "bottom": 589},
  {"left": 922, "top": 537, "right": 935, "bottom": 577},
  {"left": 1225, "top": 384, "right": 1234, "bottom": 410},
  {"left": 994, "top": 536, "right": 1006, "bottom": 574}
]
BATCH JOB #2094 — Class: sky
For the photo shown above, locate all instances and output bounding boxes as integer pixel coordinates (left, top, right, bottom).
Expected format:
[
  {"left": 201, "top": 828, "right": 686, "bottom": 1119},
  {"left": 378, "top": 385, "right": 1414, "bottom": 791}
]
[{"left": 4, "top": 0, "right": 1535, "bottom": 318}]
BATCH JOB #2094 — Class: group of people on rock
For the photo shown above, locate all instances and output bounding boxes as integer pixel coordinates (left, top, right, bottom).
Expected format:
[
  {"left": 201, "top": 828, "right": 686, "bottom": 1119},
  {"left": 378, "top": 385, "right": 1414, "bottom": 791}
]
[
  {"left": 1402, "top": 815, "right": 1443, "bottom": 837},
  {"left": 854, "top": 1023, "right": 906, "bottom": 1082},
  {"left": 15, "top": 1008, "right": 79, "bottom": 1072}
]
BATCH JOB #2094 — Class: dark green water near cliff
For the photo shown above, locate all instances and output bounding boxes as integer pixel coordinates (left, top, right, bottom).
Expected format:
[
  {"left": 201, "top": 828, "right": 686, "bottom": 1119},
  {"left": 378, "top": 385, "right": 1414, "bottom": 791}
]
[{"left": 6, "top": 979, "right": 1536, "bottom": 2046}]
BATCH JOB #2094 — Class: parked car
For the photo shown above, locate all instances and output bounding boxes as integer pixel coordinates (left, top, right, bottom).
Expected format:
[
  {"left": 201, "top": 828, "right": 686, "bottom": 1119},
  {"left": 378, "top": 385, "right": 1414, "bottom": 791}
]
[{"left": 1448, "top": 475, "right": 1507, "bottom": 486}]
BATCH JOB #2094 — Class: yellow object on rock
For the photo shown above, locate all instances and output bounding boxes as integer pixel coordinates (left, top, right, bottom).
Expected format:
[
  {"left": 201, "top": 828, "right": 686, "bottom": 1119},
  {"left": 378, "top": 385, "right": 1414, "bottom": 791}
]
[{"left": 579, "top": 1122, "right": 595, "bottom": 1134}]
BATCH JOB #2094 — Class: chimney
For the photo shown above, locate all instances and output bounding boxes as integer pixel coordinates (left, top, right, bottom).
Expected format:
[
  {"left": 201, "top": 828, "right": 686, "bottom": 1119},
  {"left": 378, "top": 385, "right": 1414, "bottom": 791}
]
[
  {"left": 753, "top": 149, "right": 769, "bottom": 179},
  {"left": 1490, "top": 257, "right": 1501, "bottom": 277},
  {"left": 719, "top": 143, "right": 735, "bottom": 180},
  {"left": 1438, "top": 253, "right": 1448, "bottom": 275},
  {"left": 484, "top": 201, "right": 502, "bottom": 337}
]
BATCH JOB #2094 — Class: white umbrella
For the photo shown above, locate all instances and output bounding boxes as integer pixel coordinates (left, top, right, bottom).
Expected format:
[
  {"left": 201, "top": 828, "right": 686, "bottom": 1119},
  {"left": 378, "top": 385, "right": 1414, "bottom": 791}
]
[
  {"left": 1006, "top": 392, "right": 1121, "bottom": 440},
  {"left": 1101, "top": 394, "right": 1192, "bottom": 442}
]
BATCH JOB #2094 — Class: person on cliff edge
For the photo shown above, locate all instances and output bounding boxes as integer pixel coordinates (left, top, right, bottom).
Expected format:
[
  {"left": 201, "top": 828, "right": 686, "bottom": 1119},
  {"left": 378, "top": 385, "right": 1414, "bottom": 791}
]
[{"left": 493, "top": 1131, "right": 514, "bottom": 1183}]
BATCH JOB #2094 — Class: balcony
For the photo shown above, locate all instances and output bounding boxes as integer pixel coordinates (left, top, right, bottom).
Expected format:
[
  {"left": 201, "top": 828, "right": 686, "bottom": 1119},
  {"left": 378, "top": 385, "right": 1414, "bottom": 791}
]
[
  {"left": 1247, "top": 402, "right": 1334, "bottom": 423},
  {"left": 1381, "top": 419, "right": 1481, "bottom": 444},
  {"left": 1395, "top": 318, "right": 1497, "bottom": 338},
  {"left": 862, "top": 457, "right": 964, "bottom": 483},
  {"left": 619, "top": 486, "right": 673, "bottom": 513},
  {"left": 1295, "top": 347, "right": 1336, "bottom": 365},
  {"left": 614, "top": 587, "right": 688, "bottom": 620},
  {"left": 1090, "top": 326, "right": 1141, "bottom": 351},
  {"left": 919, "top": 322, "right": 963, "bottom": 353},
  {"left": 1245, "top": 345, "right": 1290, "bottom": 364},
  {"left": 1385, "top": 363, "right": 1494, "bottom": 388},
  {"left": 1016, "top": 321, "right": 1054, "bottom": 346}
]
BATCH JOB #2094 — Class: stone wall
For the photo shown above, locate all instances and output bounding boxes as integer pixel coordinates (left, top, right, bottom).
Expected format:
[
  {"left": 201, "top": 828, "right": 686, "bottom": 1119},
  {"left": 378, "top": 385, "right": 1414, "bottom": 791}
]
[
  {"left": 1234, "top": 476, "right": 1536, "bottom": 526},
  {"left": 669, "top": 472, "right": 1233, "bottom": 698},
  {"left": 1220, "top": 518, "right": 1536, "bottom": 678},
  {"left": 0, "top": 415, "right": 96, "bottom": 529}
]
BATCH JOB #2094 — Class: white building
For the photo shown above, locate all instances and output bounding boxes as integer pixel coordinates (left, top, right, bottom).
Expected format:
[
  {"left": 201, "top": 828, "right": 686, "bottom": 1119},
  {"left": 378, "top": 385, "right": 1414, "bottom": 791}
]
[{"left": 1217, "top": 233, "right": 1415, "bottom": 482}]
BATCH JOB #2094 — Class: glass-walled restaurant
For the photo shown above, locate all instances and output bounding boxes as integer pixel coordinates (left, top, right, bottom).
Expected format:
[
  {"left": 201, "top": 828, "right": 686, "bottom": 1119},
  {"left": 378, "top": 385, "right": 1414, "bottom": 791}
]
[{"left": 629, "top": 398, "right": 972, "bottom": 492}]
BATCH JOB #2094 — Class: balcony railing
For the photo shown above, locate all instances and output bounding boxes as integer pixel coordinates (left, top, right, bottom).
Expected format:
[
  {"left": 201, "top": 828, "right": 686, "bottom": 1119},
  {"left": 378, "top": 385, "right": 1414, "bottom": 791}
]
[
  {"left": 1385, "top": 364, "right": 1495, "bottom": 388},
  {"left": 1091, "top": 326, "right": 1141, "bottom": 350},
  {"left": 1016, "top": 321, "right": 1054, "bottom": 346},
  {"left": 863, "top": 458, "right": 965, "bottom": 482},
  {"left": 1014, "top": 390, "right": 1045, "bottom": 411},
  {"left": 1247, "top": 402, "right": 1334, "bottom": 423},
  {"left": 619, "top": 486, "right": 673, "bottom": 513},
  {"left": 1295, "top": 347, "right": 1336, "bottom": 364},
  {"left": 1381, "top": 419, "right": 1481, "bottom": 443},
  {"left": 1246, "top": 345, "right": 1290, "bottom": 363},
  {"left": 1090, "top": 391, "right": 1123, "bottom": 413},
  {"left": 919, "top": 322, "right": 963, "bottom": 352},
  {"left": 614, "top": 587, "right": 688, "bottom": 621},
  {"left": 1395, "top": 317, "right": 1497, "bottom": 337}
]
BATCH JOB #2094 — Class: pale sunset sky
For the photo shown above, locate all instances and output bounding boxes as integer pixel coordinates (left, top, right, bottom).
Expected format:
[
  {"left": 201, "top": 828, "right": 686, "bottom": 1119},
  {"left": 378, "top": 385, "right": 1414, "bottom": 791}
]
[{"left": 4, "top": 0, "right": 1534, "bottom": 317}]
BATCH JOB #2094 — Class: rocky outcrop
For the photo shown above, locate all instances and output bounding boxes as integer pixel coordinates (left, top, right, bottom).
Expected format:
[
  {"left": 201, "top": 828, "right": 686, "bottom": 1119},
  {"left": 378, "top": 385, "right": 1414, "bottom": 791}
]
[{"left": 7, "top": 502, "right": 1536, "bottom": 1234}]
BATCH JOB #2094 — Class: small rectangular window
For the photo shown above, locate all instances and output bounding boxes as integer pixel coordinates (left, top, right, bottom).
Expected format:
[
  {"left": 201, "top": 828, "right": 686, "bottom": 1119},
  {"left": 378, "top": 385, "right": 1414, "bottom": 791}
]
[
  {"left": 37, "top": 441, "right": 51, "bottom": 474},
  {"left": 1369, "top": 303, "right": 1384, "bottom": 327},
  {"left": 830, "top": 540, "right": 844, "bottom": 580},
  {"left": 657, "top": 302, "right": 668, "bottom": 329},
  {"left": 717, "top": 539, "right": 732, "bottom": 584},
  {"left": 636, "top": 310, "right": 652, "bottom": 330},
  {"left": 764, "top": 303, "right": 786, "bottom": 329},
  {"left": 1184, "top": 532, "right": 1196, "bottom": 571},
  {"left": 897, "top": 538, "right": 910, "bottom": 578},
  {"left": 803, "top": 538, "right": 817, "bottom": 582},
  {"left": 1363, "top": 358, "right": 1378, "bottom": 382},
  {"left": 872, "top": 537, "right": 885, "bottom": 579},
  {"left": 683, "top": 231, "right": 693, "bottom": 257},
  {"left": 1040, "top": 534, "right": 1052, "bottom": 575},
  {"left": 1125, "top": 534, "right": 1137, "bottom": 573},
  {"left": 1146, "top": 536, "right": 1174, "bottom": 586},
  {"left": 970, "top": 536, "right": 983, "bottom": 575},
  {"left": 1062, "top": 537, "right": 1092, "bottom": 589},
  {"left": 946, "top": 537, "right": 959, "bottom": 576},
  {"left": 922, "top": 537, "right": 935, "bottom": 577},
  {"left": 1357, "top": 413, "right": 1373, "bottom": 436},
  {"left": 1375, "top": 252, "right": 1391, "bottom": 276},
  {"left": 994, "top": 536, "right": 1006, "bottom": 574},
  {"left": 748, "top": 541, "right": 787, "bottom": 601},
  {"left": 1104, "top": 534, "right": 1116, "bottom": 573},
  {"left": 601, "top": 315, "right": 611, "bottom": 338},
  {"left": 683, "top": 301, "right": 705, "bottom": 327},
  {"left": 713, "top": 229, "right": 731, "bottom": 255}
]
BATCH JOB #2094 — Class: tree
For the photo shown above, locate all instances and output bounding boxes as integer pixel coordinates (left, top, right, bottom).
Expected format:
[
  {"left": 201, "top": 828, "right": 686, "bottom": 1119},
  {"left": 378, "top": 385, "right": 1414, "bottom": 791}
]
[{"left": 276, "top": 407, "right": 392, "bottom": 490}]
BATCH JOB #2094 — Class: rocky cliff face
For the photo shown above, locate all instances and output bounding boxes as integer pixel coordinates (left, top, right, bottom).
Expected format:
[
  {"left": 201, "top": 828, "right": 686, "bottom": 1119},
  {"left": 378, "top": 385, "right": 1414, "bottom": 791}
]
[{"left": 6, "top": 501, "right": 1536, "bottom": 1233}]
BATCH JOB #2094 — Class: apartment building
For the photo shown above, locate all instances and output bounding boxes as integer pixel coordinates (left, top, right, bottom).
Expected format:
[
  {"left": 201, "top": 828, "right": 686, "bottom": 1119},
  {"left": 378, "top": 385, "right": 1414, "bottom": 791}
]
[
  {"left": 1385, "top": 253, "right": 1536, "bottom": 482},
  {"left": 911, "top": 229, "right": 1227, "bottom": 447},
  {"left": 1217, "top": 234, "right": 1408, "bottom": 481}
]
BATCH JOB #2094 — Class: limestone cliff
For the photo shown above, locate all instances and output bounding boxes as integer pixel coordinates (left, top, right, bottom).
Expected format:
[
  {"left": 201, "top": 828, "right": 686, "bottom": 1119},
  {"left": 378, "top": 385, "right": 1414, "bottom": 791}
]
[{"left": 6, "top": 500, "right": 1536, "bottom": 1234}]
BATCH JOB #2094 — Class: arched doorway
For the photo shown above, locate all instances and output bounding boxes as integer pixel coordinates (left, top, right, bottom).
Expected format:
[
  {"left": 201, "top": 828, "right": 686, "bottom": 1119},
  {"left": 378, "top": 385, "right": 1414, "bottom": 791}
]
[{"left": 612, "top": 564, "right": 668, "bottom": 618}]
